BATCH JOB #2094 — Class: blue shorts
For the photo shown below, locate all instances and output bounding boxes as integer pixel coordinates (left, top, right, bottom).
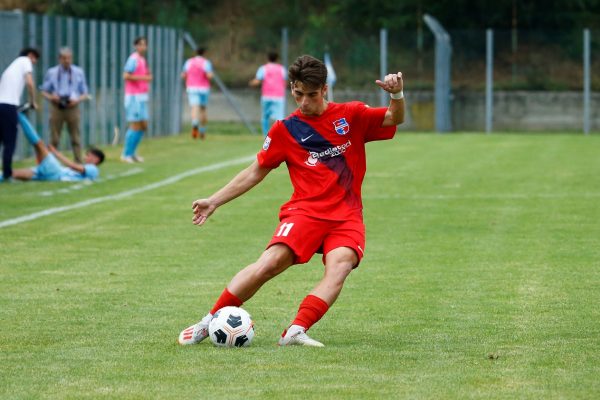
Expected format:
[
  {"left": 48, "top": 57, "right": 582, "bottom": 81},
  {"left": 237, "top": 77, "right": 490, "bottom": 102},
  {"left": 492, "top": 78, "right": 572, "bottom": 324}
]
[
  {"left": 125, "top": 95, "right": 149, "bottom": 122},
  {"left": 261, "top": 98, "right": 284, "bottom": 121},
  {"left": 31, "top": 154, "right": 62, "bottom": 181},
  {"left": 187, "top": 91, "right": 210, "bottom": 107}
]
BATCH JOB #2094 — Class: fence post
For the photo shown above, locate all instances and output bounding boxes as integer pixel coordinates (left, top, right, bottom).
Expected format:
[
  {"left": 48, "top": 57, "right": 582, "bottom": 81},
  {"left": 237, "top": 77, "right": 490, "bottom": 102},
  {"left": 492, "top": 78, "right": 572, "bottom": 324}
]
[
  {"left": 110, "top": 22, "right": 118, "bottom": 142},
  {"left": 0, "top": 10, "right": 25, "bottom": 158},
  {"left": 485, "top": 29, "right": 494, "bottom": 134},
  {"left": 89, "top": 19, "right": 97, "bottom": 144},
  {"left": 174, "top": 30, "right": 184, "bottom": 134},
  {"left": 99, "top": 20, "right": 108, "bottom": 144},
  {"left": 379, "top": 28, "right": 388, "bottom": 107},
  {"left": 77, "top": 18, "right": 87, "bottom": 149},
  {"left": 281, "top": 27, "right": 289, "bottom": 116},
  {"left": 423, "top": 14, "right": 452, "bottom": 133},
  {"left": 583, "top": 28, "right": 590, "bottom": 135}
]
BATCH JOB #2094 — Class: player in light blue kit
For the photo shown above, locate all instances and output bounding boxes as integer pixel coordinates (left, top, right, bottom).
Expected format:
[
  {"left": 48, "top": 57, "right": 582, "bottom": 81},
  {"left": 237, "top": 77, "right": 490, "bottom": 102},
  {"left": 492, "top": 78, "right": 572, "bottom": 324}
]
[
  {"left": 121, "top": 37, "right": 152, "bottom": 163},
  {"left": 249, "top": 52, "right": 287, "bottom": 136},
  {"left": 4, "top": 110, "right": 104, "bottom": 182},
  {"left": 181, "top": 47, "right": 213, "bottom": 139}
]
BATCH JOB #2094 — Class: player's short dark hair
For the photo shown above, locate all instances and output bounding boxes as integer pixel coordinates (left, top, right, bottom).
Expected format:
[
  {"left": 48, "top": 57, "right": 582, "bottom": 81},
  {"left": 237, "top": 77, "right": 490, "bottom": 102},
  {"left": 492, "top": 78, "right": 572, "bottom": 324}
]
[
  {"left": 134, "top": 36, "right": 147, "bottom": 46},
  {"left": 288, "top": 55, "right": 327, "bottom": 89},
  {"left": 19, "top": 47, "right": 40, "bottom": 59},
  {"left": 88, "top": 147, "right": 105, "bottom": 165},
  {"left": 196, "top": 47, "right": 206, "bottom": 55},
  {"left": 267, "top": 51, "right": 278, "bottom": 62}
]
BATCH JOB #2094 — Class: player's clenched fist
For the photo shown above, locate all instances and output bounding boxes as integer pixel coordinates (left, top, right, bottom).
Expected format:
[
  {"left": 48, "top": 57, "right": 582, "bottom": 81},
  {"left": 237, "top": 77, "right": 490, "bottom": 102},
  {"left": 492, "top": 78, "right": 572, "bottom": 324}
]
[{"left": 192, "top": 198, "right": 217, "bottom": 226}]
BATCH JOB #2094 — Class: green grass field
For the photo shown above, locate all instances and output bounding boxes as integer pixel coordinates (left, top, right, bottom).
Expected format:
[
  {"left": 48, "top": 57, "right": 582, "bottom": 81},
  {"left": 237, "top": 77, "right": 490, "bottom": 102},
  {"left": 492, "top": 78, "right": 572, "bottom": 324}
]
[{"left": 1, "top": 127, "right": 599, "bottom": 399}]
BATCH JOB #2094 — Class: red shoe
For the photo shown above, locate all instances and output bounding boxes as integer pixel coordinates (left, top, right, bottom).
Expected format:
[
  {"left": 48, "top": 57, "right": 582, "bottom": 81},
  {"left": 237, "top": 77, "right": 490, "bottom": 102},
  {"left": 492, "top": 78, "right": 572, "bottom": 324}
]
[{"left": 192, "top": 127, "right": 200, "bottom": 139}]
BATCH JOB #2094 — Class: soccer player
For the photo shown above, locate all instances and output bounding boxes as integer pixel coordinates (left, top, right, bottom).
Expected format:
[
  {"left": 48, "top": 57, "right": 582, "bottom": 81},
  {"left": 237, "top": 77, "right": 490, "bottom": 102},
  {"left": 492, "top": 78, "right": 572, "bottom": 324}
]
[
  {"left": 181, "top": 47, "right": 213, "bottom": 139},
  {"left": 249, "top": 51, "right": 287, "bottom": 136},
  {"left": 5, "top": 111, "right": 104, "bottom": 182},
  {"left": 178, "top": 55, "right": 405, "bottom": 347},
  {"left": 121, "top": 36, "right": 152, "bottom": 163},
  {"left": 0, "top": 48, "right": 39, "bottom": 182}
]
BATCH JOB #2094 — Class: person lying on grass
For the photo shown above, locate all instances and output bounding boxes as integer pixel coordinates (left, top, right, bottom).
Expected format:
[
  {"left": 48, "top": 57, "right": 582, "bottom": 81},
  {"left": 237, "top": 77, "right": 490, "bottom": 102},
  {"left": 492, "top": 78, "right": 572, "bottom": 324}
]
[{"left": 2, "top": 112, "right": 104, "bottom": 182}]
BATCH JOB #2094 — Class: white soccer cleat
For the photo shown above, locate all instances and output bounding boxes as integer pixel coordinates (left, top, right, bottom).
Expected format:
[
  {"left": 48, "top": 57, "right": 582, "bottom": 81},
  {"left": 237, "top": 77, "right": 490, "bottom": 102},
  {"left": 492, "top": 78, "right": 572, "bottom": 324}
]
[
  {"left": 132, "top": 155, "right": 144, "bottom": 163},
  {"left": 120, "top": 155, "right": 135, "bottom": 164},
  {"left": 278, "top": 324, "right": 325, "bottom": 347},
  {"left": 178, "top": 314, "right": 212, "bottom": 345}
]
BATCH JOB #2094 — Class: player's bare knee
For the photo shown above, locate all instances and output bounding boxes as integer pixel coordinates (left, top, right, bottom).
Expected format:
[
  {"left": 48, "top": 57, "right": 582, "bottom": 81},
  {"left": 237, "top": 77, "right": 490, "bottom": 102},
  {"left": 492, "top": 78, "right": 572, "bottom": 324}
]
[
  {"left": 254, "top": 247, "right": 293, "bottom": 279},
  {"left": 325, "top": 260, "right": 354, "bottom": 281}
]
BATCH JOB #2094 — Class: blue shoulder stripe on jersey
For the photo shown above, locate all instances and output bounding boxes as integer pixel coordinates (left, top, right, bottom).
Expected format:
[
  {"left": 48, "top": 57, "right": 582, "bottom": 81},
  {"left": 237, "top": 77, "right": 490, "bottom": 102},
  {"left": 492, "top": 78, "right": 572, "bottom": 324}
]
[
  {"left": 282, "top": 116, "right": 359, "bottom": 208},
  {"left": 283, "top": 116, "right": 333, "bottom": 155}
]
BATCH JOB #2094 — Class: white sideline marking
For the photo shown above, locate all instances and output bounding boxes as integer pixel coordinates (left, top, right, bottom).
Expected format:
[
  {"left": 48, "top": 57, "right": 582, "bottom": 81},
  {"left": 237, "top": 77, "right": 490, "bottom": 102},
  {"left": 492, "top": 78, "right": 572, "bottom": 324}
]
[{"left": 0, "top": 155, "right": 255, "bottom": 229}]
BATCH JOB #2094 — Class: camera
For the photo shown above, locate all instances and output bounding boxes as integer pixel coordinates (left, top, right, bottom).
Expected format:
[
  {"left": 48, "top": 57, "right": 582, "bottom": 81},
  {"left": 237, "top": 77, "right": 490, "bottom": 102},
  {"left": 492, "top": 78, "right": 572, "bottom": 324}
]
[{"left": 58, "top": 96, "right": 71, "bottom": 109}]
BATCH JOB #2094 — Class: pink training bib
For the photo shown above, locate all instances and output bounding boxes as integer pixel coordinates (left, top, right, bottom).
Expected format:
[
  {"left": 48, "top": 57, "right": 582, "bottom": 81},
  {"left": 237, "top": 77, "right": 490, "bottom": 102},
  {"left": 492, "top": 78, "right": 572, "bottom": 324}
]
[
  {"left": 262, "top": 63, "right": 286, "bottom": 98},
  {"left": 125, "top": 53, "right": 149, "bottom": 95},
  {"left": 186, "top": 56, "right": 211, "bottom": 89}
]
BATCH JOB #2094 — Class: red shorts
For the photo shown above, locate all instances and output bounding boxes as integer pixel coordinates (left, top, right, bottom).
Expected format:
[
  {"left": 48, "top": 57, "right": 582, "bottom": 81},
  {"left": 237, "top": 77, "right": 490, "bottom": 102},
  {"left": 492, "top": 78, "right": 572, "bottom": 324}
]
[{"left": 266, "top": 214, "right": 366, "bottom": 266}]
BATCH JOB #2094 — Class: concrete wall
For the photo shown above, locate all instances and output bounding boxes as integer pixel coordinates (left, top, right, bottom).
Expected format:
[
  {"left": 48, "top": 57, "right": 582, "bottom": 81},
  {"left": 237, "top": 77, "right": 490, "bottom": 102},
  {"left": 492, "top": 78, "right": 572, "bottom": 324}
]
[
  {"left": 453, "top": 91, "right": 600, "bottom": 132},
  {"left": 194, "top": 89, "right": 600, "bottom": 133}
]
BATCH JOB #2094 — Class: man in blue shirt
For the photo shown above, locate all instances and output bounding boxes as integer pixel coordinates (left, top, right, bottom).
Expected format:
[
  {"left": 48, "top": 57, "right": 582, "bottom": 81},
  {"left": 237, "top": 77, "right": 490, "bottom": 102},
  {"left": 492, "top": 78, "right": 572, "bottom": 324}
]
[
  {"left": 2, "top": 110, "right": 104, "bottom": 182},
  {"left": 41, "top": 47, "right": 89, "bottom": 163}
]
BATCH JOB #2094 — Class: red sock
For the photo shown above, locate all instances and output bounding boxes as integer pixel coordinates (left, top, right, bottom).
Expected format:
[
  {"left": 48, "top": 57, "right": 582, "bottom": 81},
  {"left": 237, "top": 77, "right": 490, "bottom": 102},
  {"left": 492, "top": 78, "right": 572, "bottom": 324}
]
[
  {"left": 290, "top": 295, "right": 330, "bottom": 332},
  {"left": 210, "top": 288, "right": 243, "bottom": 314}
]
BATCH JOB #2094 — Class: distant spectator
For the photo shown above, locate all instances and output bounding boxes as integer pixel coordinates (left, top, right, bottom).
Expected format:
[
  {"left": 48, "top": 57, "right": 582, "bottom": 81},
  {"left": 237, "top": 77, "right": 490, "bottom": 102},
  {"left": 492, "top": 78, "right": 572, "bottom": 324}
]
[
  {"left": 4, "top": 111, "right": 104, "bottom": 182},
  {"left": 181, "top": 47, "right": 213, "bottom": 139},
  {"left": 0, "top": 47, "right": 39, "bottom": 182},
  {"left": 41, "top": 47, "right": 89, "bottom": 163},
  {"left": 121, "top": 36, "right": 152, "bottom": 163},
  {"left": 249, "top": 51, "right": 287, "bottom": 136}
]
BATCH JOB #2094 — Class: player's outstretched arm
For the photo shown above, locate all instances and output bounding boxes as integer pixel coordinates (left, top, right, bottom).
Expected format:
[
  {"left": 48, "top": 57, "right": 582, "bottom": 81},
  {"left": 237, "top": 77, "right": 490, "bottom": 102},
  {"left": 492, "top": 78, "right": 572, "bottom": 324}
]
[
  {"left": 25, "top": 72, "right": 39, "bottom": 110},
  {"left": 49, "top": 145, "right": 84, "bottom": 173},
  {"left": 192, "top": 160, "right": 271, "bottom": 226},
  {"left": 376, "top": 72, "right": 405, "bottom": 127}
]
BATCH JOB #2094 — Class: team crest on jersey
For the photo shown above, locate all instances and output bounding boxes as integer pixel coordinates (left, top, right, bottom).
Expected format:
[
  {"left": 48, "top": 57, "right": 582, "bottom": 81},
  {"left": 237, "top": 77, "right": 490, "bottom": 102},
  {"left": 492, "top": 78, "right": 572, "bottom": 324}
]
[
  {"left": 333, "top": 118, "right": 350, "bottom": 135},
  {"left": 262, "top": 136, "right": 271, "bottom": 151}
]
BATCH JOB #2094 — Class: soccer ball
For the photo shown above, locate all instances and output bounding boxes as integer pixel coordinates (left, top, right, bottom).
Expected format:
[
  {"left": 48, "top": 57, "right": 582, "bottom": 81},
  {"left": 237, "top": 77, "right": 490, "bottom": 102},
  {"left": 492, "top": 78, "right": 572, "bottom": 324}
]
[{"left": 208, "top": 306, "right": 255, "bottom": 347}]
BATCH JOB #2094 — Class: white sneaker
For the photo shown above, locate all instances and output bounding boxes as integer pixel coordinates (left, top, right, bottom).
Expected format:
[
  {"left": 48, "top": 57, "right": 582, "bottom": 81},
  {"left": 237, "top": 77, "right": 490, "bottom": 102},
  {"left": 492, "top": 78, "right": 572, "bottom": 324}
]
[
  {"left": 278, "top": 324, "right": 324, "bottom": 347},
  {"left": 178, "top": 314, "right": 212, "bottom": 345},
  {"left": 120, "top": 155, "right": 134, "bottom": 164},
  {"left": 132, "top": 155, "right": 144, "bottom": 163}
]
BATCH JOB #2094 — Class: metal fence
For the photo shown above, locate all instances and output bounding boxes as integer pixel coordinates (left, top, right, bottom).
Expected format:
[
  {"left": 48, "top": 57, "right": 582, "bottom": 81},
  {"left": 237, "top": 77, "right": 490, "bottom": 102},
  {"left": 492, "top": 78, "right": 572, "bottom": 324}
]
[
  {"left": 204, "top": 23, "right": 598, "bottom": 133},
  {"left": 0, "top": 10, "right": 183, "bottom": 160}
]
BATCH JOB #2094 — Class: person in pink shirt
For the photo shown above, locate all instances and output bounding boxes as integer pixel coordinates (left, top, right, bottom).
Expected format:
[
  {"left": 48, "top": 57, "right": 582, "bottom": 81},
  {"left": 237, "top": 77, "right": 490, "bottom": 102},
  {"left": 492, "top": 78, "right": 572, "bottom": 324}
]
[
  {"left": 121, "top": 36, "right": 152, "bottom": 163},
  {"left": 181, "top": 47, "right": 213, "bottom": 139},
  {"left": 249, "top": 52, "right": 287, "bottom": 136}
]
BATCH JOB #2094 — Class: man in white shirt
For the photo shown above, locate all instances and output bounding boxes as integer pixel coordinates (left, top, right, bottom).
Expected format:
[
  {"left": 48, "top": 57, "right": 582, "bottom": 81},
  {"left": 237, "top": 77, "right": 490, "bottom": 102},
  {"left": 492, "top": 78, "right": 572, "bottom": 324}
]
[{"left": 0, "top": 48, "right": 39, "bottom": 182}]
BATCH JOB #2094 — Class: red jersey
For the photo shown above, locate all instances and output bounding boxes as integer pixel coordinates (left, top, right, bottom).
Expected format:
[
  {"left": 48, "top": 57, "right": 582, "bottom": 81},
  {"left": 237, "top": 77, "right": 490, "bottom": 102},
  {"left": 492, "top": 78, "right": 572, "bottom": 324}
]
[{"left": 257, "top": 101, "right": 396, "bottom": 221}]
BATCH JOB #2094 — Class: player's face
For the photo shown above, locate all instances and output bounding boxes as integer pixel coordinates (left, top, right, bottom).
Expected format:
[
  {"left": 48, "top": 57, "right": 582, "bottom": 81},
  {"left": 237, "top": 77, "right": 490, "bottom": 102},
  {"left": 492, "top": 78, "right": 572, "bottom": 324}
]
[
  {"left": 59, "top": 53, "right": 72, "bottom": 68},
  {"left": 86, "top": 151, "right": 100, "bottom": 165},
  {"left": 136, "top": 40, "right": 148, "bottom": 55},
  {"left": 291, "top": 81, "right": 328, "bottom": 116}
]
